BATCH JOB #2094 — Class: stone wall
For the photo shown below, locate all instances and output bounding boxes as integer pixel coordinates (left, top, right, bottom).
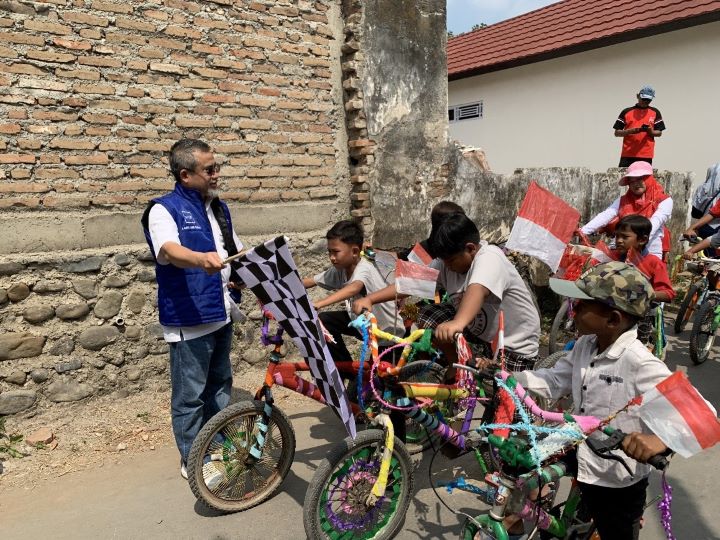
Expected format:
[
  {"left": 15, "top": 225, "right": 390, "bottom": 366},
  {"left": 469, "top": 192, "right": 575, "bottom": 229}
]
[{"left": 0, "top": 233, "right": 330, "bottom": 416}]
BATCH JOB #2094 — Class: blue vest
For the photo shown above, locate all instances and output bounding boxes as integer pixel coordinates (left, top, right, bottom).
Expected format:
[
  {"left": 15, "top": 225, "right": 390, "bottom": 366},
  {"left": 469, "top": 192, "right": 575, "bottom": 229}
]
[{"left": 141, "top": 183, "right": 234, "bottom": 327}]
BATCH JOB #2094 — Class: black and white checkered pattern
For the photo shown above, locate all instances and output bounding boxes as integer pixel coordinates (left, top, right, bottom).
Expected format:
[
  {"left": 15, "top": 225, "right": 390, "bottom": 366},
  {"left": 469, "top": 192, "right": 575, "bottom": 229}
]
[{"left": 235, "top": 236, "right": 356, "bottom": 438}]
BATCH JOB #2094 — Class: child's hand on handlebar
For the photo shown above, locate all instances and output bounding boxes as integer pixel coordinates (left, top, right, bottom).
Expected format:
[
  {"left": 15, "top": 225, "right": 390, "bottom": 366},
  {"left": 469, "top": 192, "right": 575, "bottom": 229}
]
[
  {"left": 621, "top": 432, "right": 668, "bottom": 464},
  {"left": 434, "top": 320, "right": 465, "bottom": 343},
  {"left": 352, "top": 297, "right": 372, "bottom": 315}
]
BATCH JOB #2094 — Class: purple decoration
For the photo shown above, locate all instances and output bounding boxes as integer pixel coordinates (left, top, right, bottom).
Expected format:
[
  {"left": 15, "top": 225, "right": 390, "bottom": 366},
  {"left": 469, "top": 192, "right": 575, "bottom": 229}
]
[
  {"left": 325, "top": 458, "right": 387, "bottom": 532},
  {"left": 658, "top": 470, "right": 675, "bottom": 540}
]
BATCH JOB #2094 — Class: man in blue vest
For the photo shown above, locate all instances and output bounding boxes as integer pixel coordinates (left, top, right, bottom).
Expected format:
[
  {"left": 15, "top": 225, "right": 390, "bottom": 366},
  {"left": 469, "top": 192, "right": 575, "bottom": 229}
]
[{"left": 141, "top": 139, "right": 244, "bottom": 480}]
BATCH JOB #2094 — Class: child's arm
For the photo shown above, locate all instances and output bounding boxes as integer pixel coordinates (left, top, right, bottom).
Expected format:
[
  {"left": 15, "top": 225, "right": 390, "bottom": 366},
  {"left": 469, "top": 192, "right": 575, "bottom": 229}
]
[
  {"left": 512, "top": 343, "right": 574, "bottom": 400},
  {"left": 315, "top": 280, "right": 365, "bottom": 310},
  {"left": 351, "top": 284, "right": 409, "bottom": 314},
  {"left": 434, "top": 283, "right": 488, "bottom": 342},
  {"left": 621, "top": 432, "right": 668, "bottom": 463},
  {"left": 302, "top": 277, "right": 317, "bottom": 288},
  {"left": 684, "top": 236, "right": 713, "bottom": 259},
  {"left": 580, "top": 198, "right": 620, "bottom": 234},
  {"left": 684, "top": 212, "right": 715, "bottom": 238}
]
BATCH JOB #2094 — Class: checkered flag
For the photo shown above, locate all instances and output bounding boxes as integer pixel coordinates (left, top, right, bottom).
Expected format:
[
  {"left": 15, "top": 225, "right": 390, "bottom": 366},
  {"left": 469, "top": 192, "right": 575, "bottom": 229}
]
[{"left": 235, "top": 236, "right": 356, "bottom": 438}]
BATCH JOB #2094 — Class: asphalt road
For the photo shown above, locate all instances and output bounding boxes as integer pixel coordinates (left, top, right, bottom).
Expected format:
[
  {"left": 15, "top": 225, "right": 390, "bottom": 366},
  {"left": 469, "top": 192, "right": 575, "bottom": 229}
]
[{"left": 1, "top": 328, "right": 719, "bottom": 540}]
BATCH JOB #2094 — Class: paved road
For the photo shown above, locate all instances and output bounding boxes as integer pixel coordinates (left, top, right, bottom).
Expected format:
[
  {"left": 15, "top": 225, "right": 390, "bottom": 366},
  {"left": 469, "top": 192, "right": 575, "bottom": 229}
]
[{"left": 1, "top": 329, "right": 719, "bottom": 540}]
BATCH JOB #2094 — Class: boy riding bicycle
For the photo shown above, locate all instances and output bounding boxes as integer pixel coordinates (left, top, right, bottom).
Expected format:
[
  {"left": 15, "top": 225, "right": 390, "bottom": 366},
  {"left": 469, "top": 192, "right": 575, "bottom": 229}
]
[{"left": 514, "top": 262, "right": 672, "bottom": 540}]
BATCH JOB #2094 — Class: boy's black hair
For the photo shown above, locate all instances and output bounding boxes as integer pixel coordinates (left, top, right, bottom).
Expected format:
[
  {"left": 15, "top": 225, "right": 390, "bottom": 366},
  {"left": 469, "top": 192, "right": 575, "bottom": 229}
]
[
  {"left": 616, "top": 214, "right": 651, "bottom": 243},
  {"left": 430, "top": 212, "right": 480, "bottom": 259},
  {"left": 326, "top": 219, "right": 364, "bottom": 247},
  {"left": 430, "top": 201, "right": 465, "bottom": 229}
]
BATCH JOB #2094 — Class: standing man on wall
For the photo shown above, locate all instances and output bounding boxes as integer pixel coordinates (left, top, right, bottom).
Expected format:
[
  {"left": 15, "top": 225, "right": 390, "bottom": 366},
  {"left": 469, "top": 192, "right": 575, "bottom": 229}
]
[
  {"left": 613, "top": 85, "right": 666, "bottom": 167},
  {"left": 141, "top": 138, "right": 244, "bottom": 479}
]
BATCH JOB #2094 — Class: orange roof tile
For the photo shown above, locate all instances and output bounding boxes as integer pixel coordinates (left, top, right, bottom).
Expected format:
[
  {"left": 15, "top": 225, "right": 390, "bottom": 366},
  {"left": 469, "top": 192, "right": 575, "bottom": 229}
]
[{"left": 448, "top": 0, "right": 720, "bottom": 80}]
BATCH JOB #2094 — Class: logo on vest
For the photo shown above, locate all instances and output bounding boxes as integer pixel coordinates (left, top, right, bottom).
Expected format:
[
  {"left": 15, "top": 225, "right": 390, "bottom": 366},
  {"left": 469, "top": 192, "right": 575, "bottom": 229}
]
[{"left": 180, "top": 210, "right": 201, "bottom": 231}]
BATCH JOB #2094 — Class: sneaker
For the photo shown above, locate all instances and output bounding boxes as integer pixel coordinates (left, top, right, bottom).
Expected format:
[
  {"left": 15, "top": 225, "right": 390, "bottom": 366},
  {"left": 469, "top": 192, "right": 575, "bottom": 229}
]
[
  {"left": 180, "top": 460, "right": 188, "bottom": 480},
  {"left": 202, "top": 461, "right": 224, "bottom": 490}
]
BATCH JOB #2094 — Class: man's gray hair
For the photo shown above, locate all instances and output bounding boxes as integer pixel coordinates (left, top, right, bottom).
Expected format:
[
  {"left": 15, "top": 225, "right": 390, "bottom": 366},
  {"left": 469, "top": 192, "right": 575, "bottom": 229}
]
[{"left": 169, "top": 139, "right": 211, "bottom": 182}]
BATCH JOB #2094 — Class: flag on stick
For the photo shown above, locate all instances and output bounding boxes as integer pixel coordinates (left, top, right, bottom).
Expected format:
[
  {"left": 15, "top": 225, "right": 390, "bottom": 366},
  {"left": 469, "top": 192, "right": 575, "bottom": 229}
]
[
  {"left": 236, "top": 236, "right": 356, "bottom": 438},
  {"left": 505, "top": 182, "right": 581, "bottom": 272},
  {"left": 407, "top": 242, "right": 433, "bottom": 266},
  {"left": 395, "top": 260, "right": 439, "bottom": 300},
  {"left": 638, "top": 371, "right": 720, "bottom": 458}
]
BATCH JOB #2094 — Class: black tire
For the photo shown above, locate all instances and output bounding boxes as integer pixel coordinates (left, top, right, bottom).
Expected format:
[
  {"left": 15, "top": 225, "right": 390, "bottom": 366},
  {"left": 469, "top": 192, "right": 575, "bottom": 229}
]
[
  {"left": 187, "top": 400, "right": 296, "bottom": 513},
  {"left": 674, "top": 281, "right": 704, "bottom": 334},
  {"left": 549, "top": 299, "right": 575, "bottom": 354},
  {"left": 396, "top": 360, "right": 445, "bottom": 454},
  {"left": 303, "top": 429, "right": 413, "bottom": 540},
  {"left": 689, "top": 296, "right": 720, "bottom": 365}
]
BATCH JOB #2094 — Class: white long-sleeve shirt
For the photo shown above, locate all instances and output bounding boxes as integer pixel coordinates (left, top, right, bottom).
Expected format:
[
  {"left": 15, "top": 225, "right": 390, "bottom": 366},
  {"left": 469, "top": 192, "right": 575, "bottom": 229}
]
[
  {"left": 514, "top": 329, "right": 672, "bottom": 488},
  {"left": 581, "top": 197, "right": 673, "bottom": 258}
]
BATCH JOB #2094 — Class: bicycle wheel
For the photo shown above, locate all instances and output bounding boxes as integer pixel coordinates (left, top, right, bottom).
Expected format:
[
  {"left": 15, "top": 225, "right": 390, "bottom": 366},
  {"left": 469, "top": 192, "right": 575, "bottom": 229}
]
[
  {"left": 187, "top": 400, "right": 296, "bottom": 513},
  {"left": 303, "top": 429, "right": 413, "bottom": 540},
  {"left": 396, "top": 360, "right": 444, "bottom": 454},
  {"left": 689, "top": 296, "right": 720, "bottom": 365},
  {"left": 549, "top": 299, "right": 575, "bottom": 354},
  {"left": 674, "top": 281, "right": 704, "bottom": 334}
]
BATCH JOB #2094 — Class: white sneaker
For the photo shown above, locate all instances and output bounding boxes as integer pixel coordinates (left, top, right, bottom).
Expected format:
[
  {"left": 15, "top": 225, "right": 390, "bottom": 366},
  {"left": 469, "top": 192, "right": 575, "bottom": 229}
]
[
  {"left": 180, "top": 460, "right": 188, "bottom": 480},
  {"left": 203, "top": 461, "right": 224, "bottom": 490}
]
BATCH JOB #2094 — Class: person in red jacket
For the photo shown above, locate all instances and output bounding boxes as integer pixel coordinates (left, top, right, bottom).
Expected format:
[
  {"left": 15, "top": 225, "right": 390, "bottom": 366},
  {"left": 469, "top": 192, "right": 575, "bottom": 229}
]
[{"left": 613, "top": 86, "right": 666, "bottom": 167}]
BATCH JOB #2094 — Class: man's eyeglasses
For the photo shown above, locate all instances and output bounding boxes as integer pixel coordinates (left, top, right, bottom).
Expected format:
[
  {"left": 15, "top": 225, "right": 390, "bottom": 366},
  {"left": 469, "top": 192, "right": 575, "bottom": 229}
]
[{"left": 198, "top": 164, "right": 221, "bottom": 175}]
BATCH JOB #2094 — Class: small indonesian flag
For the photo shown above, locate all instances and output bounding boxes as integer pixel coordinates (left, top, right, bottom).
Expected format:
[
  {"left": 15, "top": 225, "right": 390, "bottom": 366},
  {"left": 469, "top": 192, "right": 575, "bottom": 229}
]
[
  {"left": 505, "top": 182, "right": 581, "bottom": 272},
  {"left": 638, "top": 371, "right": 720, "bottom": 458},
  {"left": 395, "top": 260, "right": 439, "bottom": 300},
  {"left": 407, "top": 242, "right": 433, "bottom": 266}
]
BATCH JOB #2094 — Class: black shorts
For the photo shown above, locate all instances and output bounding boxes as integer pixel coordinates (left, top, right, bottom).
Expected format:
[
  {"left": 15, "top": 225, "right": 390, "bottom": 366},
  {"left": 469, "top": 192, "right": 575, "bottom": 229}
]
[{"left": 619, "top": 156, "right": 652, "bottom": 167}]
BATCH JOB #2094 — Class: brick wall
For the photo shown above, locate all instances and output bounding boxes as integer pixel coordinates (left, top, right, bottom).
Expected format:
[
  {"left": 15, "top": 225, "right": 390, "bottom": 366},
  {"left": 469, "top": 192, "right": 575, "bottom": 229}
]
[{"left": 0, "top": 0, "right": 346, "bottom": 217}]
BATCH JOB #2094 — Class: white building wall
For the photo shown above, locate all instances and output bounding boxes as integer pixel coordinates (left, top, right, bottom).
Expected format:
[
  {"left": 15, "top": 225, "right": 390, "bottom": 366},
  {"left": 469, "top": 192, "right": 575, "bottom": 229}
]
[{"left": 448, "top": 21, "right": 720, "bottom": 187}]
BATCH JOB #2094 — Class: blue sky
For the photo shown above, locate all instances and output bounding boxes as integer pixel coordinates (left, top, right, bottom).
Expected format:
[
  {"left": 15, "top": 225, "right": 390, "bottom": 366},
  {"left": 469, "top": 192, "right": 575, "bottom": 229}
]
[{"left": 447, "top": 0, "right": 560, "bottom": 34}]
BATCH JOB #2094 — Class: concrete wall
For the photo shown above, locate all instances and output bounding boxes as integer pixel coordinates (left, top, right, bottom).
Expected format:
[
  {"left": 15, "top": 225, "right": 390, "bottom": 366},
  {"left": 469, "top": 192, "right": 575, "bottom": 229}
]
[{"left": 448, "top": 22, "right": 720, "bottom": 187}]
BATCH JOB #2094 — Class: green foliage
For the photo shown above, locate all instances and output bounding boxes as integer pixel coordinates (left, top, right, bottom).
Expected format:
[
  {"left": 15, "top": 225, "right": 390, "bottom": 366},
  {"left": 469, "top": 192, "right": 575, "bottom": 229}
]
[{"left": 0, "top": 416, "right": 26, "bottom": 459}]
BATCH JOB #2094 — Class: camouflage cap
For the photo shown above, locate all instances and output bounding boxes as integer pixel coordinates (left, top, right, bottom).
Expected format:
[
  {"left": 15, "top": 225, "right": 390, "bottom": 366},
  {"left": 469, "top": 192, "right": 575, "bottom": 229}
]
[{"left": 549, "top": 261, "right": 652, "bottom": 317}]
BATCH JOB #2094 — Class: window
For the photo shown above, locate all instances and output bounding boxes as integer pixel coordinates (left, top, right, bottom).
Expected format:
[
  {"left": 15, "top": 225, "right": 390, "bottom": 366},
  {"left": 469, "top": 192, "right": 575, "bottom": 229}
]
[{"left": 448, "top": 101, "right": 482, "bottom": 123}]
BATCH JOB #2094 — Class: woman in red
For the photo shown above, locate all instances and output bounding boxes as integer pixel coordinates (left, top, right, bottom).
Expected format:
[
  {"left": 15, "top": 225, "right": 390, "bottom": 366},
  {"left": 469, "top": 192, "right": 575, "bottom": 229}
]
[{"left": 580, "top": 161, "right": 673, "bottom": 260}]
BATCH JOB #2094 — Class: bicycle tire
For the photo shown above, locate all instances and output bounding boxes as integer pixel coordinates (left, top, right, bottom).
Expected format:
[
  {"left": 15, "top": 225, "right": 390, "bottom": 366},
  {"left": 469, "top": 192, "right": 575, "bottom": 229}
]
[
  {"left": 689, "top": 296, "right": 720, "bottom": 365},
  {"left": 186, "top": 400, "right": 296, "bottom": 513},
  {"left": 549, "top": 299, "right": 574, "bottom": 354},
  {"left": 674, "top": 281, "right": 704, "bottom": 334},
  {"left": 396, "top": 360, "right": 445, "bottom": 454},
  {"left": 303, "top": 429, "right": 413, "bottom": 540}
]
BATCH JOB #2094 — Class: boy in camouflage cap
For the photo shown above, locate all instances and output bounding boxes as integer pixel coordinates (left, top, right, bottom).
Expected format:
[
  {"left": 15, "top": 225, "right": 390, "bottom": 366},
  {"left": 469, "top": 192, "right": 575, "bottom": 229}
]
[{"left": 512, "top": 261, "right": 671, "bottom": 540}]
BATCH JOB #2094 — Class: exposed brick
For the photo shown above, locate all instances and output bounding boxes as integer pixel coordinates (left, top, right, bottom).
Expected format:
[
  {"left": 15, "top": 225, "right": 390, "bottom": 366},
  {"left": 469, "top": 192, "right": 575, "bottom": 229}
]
[
  {"left": 194, "top": 106, "right": 216, "bottom": 115},
  {"left": 191, "top": 67, "right": 227, "bottom": 79},
  {"left": 0, "top": 123, "right": 21, "bottom": 134},
  {"left": 56, "top": 68, "right": 101, "bottom": 81},
  {"left": 98, "top": 141, "right": 133, "bottom": 151},
  {"left": 73, "top": 84, "right": 116, "bottom": 95},
  {"left": 126, "top": 60, "right": 149, "bottom": 71},
  {"left": 0, "top": 45, "right": 18, "bottom": 59},
  {"left": 163, "top": 0, "right": 201, "bottom": 13},
  {"left": 105, "top": 32, "right": 147, "bottom": 47},
  {"left": 137, "top": 74, "right": 174, "bottom": 85},
  {"left": 49, "top": 138, "right": 97, "bottom": 150},
  {"left": 78, "top": 56, "right": 123, "bottom": 68},
  {"left": 42, "top": 195, "right": 91, "bottom": 208},
  {"left": 116, "top": 17, "right": 156, "bottom": 32},
  {"left": 149, "top": 63, "right": 188, "bottom": 75},
  {"left": 17, "top": 78, "right": 70, "bottom": 91},
  {"left": 310, "top": 187, "right": 336, "bottom": 199},
  {"left": 139, "top": 48, "right": 165, "bottom": 59},
  {"left": 236, "top": 119, "right": 273, "bottom": 130},
  {"left": 221, "top": 191, "right": 251, "bottom": 202},
  {"left": 25, "top": 50, "right": 77, "bottom": 63},
  {"left": 53, "top": 38, "right": 93, "bottom": 51},
  {"left": 137, "top": 141, "right": 171, "bottom": 152},
  {"left": 164, "top": 25, "right": 202, "bottom": 39},
  {"left": 23, "top": 19, "right": 72, "bottom": 35},
  {"left": 191, "top": 43, "right": 221, "bottom": 55},
  {"left": 64, "top": 154, "right": 109, "bottom": 165},
  {"left": 0, "top": 154, "right": 36, "bottom": 164},
  {"left": 80, "top": 29, "right": 103, "bottom": 40},
  {"left": 40, "top": 153, "right": 61, "bottom": 163},
  {"left": 249, "top": 190, "right": 280, "bottom": 202},
  {"left": 0, "top": 182, "right": 51, "bottom": 193},
  {"left": 91, "top": 0, "right": 134, "bottom": 13},
  {"left": 17, "top": 139, "right": 43, "bottom": 150},
  {"left": 175, "top": 117, "right": 213, "bottom": 128},
  {"left": 293, "top": 178, "right": 323, "bottom": 188},
  {"left": 0, "top": 197, "right": 41, "bottom": 208},
  {"left": 116, "top": 129, "right": 160, "bottom": 139},
  {"left": 81, "top": 113, "right": 117, "bottom": 124},
  {"left": 122, "top": 115, "right": 147, "bottom": 126},
  {"left": 90, "top": 99, "right": 131, "bottom": 111},
  {"left": 85, "top": 127, "right": 112, "bottom": 136},
  {"left": 76, "top": 183, "right": 104, "bottom": 192},
  {"left": 171, "top": 91, "right": 193, "bottom": 100},
  {"left": 148, "top": 37, "right": 187, "bottom": 51},
  {"left": 280, "top": 191, "right": 308, "bottom": 201},
  {"left": 217, "top": 80, "right": 252, "bottom": 92},
  {"left": 0, "top": 32, "right": 45, "bottom": 46},
  {"left": 180, "top": 78, "right": 217, "bottom": 89},
  {"left": 82, "top": 168, "right": 125, "bottom": 179},
  {"left": 129, "top": 167, "right": 166, "bottom": 178},
  {"left": 7, "top": 108, "right": 27, "bottom": 120},
  {"left": 61, "top": 12, "right": 110, "bottom": 27},
  {"left": 137, "top": 104, "right": 176, "bottom": 114},
  {"left": 106, "top": 73, "right": 132, "bottom": 83},
  {"left": 10, "top": 169, "right": 31, "bottom": 179},
  {"left": 238, "top": 95, "right": 274, "bottom": 108},
  {"left": 143, "top": 9, "right": 169, "bottom": 21},
  {"left": 216, "top": 107, "right": 251, "bottom": 117},
  {"left": 25, "top": 168, "right": 78, "bottom": 181}
]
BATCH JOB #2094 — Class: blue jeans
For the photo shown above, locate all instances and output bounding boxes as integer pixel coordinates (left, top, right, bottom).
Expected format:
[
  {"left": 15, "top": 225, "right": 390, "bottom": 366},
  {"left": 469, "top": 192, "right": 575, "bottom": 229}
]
[{"left": 169, "top": 323, "right": 233, "bottom": 463}]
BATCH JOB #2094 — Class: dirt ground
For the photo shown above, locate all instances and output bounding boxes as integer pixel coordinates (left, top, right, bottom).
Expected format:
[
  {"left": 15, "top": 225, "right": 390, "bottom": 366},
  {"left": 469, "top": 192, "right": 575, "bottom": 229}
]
[{"left": 0, "top": 367, "right": 309, "bottom": 491}]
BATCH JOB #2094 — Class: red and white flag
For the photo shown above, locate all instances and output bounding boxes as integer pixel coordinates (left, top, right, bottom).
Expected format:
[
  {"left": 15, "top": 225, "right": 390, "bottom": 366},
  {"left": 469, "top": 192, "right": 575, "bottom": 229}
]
[
  {"left": 395, "top": 260, "right": 439, "bottom": 300},
  {"left": 638, "top": 371, "right": 720, "bottom": 458},
  {"left": 505, "top": 182, "right": 581, "bottom": 272},
  {"left": 407, "top": 242, "right": 433, "bottom": 266}
]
